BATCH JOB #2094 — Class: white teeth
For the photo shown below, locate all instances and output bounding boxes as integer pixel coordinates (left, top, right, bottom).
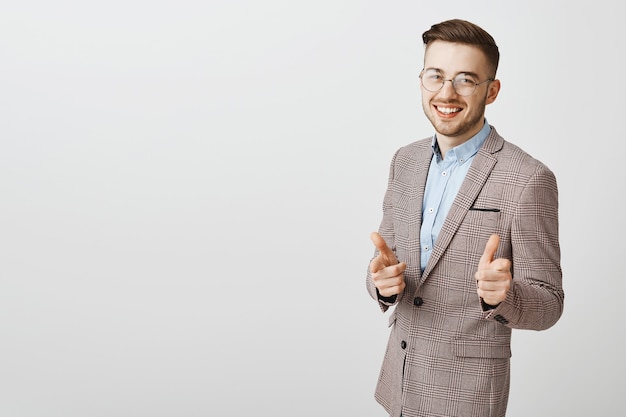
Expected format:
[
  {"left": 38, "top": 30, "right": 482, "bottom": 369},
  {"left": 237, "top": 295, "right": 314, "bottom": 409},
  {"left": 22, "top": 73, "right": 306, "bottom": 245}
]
[{"left": 437, "top": 106, "right": 460, "bottom": 114}]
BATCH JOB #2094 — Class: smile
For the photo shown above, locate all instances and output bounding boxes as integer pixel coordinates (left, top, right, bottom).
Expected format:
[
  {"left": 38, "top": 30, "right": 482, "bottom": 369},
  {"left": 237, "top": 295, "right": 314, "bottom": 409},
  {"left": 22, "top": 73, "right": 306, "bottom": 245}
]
[{"left": 436, "top": 106, "right": 461, "bottom": 114}]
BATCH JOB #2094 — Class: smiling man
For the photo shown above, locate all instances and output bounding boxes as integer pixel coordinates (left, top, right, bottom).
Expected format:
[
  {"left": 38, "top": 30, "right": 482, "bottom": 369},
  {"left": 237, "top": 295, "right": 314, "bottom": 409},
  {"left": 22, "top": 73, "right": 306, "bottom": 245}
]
[{"left": 366, "top": 19, "right": 564, "bottom": 417}]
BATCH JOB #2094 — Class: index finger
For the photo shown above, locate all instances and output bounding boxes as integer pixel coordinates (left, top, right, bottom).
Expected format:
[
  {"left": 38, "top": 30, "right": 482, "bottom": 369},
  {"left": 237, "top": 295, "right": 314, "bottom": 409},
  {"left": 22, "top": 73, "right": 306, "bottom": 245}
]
[
  {"left": 370, "top": 232, "right": 398, "bottom": 265},
  {"left": 478, "top": 234, "right": 500, "bottom": 270}
]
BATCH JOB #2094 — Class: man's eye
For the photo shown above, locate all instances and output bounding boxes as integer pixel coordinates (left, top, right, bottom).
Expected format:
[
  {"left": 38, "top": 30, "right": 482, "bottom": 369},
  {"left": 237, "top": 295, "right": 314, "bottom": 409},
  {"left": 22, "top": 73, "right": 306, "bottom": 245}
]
[{"left": 456, "top": 77, "right": 476, "bottom": 85}]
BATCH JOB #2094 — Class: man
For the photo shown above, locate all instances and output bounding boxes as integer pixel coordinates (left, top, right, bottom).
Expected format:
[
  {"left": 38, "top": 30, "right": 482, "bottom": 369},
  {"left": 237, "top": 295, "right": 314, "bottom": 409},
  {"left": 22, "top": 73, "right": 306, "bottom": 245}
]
[{"left": 366, "top": 19, "right": 564, "bottom": 417}]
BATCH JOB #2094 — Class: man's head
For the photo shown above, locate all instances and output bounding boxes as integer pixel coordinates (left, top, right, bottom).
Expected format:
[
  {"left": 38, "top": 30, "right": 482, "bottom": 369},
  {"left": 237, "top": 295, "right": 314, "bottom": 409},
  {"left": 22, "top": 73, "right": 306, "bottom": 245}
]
[
  {"left": 420, "top": 19, "right": 501, "bottom": 148},
  {"left": 422, "top": 19, "right": 499, "bottom": 78}
]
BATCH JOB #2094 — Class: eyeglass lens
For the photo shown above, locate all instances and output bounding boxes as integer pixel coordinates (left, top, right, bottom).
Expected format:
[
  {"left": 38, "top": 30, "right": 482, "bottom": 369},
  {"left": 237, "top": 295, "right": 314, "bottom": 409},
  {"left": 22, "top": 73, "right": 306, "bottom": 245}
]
[{"left": 421, "top": 70, "right": 479, "bottom": 96}]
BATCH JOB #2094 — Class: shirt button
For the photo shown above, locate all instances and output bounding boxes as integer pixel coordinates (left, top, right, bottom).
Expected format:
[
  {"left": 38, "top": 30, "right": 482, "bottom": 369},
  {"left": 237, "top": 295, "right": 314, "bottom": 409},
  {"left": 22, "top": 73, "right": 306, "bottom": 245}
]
[
  {"left": 442, "top": 171, "right": 447, "bottom": 176},
  {"left": 400, "top": 341, "right": 407, "bottom": 349},
  {"left": 428, "top": 208, "right": 434, "bottom": 213},
  {"left": 423, "top": 246, "right": 429, "bottom": 251},
  {"left": 413, "top": 297, "right": 423, "bottom": 307}
]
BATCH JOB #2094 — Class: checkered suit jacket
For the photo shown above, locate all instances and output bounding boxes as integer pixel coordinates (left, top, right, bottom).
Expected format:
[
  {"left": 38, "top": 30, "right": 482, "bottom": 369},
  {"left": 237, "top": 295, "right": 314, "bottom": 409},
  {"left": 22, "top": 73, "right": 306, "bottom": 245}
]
[{"left": 366, "top": 126, "right": 564, "bottom": 417}]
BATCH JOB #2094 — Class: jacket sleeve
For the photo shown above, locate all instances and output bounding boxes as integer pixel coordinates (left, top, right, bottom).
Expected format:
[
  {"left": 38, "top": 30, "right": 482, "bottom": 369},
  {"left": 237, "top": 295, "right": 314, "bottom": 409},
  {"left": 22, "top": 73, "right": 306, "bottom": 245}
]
[
  {"left": 484, "top": 163, "right": 564, "bottom": 330},
  {"left": 366, "top": 149, "right": 404, "bottom": 312}
]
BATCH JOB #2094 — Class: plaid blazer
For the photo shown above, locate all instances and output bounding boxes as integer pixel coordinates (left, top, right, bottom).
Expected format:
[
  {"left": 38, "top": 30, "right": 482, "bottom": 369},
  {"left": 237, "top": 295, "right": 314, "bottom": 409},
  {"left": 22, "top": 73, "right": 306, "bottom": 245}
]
[{"left": 366, "top": 126, "right": 564, "bottom": 417}]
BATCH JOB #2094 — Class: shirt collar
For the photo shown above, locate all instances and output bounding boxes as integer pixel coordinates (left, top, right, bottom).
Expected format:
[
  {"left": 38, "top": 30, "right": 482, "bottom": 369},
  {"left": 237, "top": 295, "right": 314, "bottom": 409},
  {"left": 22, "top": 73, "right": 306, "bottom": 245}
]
[{"left": 431, "top": 119, "right": 491, "bottom": 164}]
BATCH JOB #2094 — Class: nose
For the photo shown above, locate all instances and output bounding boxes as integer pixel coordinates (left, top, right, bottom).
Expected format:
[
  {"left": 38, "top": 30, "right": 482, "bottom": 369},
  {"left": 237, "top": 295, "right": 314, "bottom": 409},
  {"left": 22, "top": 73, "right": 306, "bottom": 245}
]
[{"left": 438, "top": 79, "right": 457, "bottom": 97}]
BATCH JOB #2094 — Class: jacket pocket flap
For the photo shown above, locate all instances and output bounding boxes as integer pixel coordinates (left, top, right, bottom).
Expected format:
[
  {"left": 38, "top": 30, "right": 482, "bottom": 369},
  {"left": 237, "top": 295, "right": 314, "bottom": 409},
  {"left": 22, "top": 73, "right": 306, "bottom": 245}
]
[{"left": 452, "top": 338, "right": 511, "bottom": 359}]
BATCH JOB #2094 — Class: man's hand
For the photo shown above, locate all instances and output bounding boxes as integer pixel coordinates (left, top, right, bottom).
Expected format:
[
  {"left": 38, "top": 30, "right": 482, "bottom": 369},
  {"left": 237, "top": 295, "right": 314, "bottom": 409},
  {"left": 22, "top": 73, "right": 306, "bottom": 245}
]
[
  {"left": 475, "top": 234, "right": 512, "bottom": 306},
  {"left": 369, "top": 232, "right": 406, "bottom": 298}
]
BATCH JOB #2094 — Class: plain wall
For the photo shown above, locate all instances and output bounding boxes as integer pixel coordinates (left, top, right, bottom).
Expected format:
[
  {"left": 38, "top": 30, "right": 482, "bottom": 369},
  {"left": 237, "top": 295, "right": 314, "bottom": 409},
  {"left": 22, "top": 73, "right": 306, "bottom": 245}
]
[{"left": 1, "top": 1, "right": 623, "bottom": 416}]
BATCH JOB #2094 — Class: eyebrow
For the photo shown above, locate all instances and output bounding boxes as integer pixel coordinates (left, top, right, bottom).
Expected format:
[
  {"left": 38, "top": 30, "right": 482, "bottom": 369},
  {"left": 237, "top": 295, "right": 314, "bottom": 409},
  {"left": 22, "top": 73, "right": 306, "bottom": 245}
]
[{"left": 424, "top": 67, "right": 480, "bottom": 78}]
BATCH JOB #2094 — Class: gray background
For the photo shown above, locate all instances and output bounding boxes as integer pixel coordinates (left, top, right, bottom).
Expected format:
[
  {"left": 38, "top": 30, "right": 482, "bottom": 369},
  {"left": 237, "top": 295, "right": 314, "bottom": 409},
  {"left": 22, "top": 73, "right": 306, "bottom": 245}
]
[{"left": 1, "top": 1, "right": 623, "bottom": 416}]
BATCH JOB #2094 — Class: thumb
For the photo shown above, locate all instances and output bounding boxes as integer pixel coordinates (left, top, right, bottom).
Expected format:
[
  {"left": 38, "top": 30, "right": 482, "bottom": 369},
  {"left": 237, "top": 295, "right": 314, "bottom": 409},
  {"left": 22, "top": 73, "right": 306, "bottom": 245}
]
[
  {"left": 478, "top": 234, "right": 500, "bottom": 270},
  {"left": 370, "top": 232, "right": 398, "bottom": 266}
]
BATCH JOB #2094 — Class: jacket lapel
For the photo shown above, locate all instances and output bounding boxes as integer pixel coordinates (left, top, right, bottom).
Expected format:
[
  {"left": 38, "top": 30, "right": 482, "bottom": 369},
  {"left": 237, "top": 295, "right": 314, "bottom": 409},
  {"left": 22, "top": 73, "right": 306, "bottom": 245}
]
[
  {"left": 421, "top": 128, "right": 504, "bottom": 280},
  {"left": 406, "top": 140, "right": 434, "bottom": 276}
]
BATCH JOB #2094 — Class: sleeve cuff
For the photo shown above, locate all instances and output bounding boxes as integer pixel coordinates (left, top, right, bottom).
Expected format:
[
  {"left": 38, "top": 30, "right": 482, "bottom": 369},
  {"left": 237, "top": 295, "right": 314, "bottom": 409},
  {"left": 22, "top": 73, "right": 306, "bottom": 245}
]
[{"left": 377, "top": 289, "right": 398, "bottom": 305}]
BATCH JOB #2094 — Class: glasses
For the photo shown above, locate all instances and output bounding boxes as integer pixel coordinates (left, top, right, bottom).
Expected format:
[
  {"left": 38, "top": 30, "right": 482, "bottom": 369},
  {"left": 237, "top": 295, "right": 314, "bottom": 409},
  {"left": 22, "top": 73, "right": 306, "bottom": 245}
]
[{"left": 420, "top": 69, "right": 493, "bottom": 96}]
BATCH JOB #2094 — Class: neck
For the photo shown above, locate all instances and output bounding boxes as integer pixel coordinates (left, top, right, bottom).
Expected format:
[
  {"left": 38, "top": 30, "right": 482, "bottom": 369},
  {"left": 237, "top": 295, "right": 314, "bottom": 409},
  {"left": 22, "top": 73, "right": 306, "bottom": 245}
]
[{"left": 436, "top": 121, "right": 486, "bottom": 158}]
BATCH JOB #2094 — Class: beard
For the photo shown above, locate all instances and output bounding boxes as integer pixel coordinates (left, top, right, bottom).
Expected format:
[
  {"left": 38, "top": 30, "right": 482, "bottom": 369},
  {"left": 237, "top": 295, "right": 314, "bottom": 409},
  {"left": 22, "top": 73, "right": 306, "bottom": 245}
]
[{"left": 422, "top": 94, "right": 488, "bottom": 139}]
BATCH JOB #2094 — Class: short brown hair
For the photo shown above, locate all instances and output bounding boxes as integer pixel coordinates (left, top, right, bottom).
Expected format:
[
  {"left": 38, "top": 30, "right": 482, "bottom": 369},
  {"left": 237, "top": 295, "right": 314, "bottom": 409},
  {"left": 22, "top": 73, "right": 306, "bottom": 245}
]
[{"left": 422, "top": 19, "right": 499, "bottom": 77}]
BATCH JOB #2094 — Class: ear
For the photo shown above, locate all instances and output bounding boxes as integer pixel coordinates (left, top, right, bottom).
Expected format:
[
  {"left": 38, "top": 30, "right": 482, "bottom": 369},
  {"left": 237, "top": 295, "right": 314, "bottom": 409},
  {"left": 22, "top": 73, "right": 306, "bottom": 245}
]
[{"left": 485, "top": 79, "right": 501, "bottom": 105}]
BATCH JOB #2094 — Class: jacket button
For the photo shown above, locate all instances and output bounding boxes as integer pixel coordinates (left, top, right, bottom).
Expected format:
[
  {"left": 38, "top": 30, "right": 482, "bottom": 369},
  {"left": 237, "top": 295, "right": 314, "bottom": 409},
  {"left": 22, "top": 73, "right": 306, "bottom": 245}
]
[
  {"left": 413, "top": 297, "right": 423, "bottom": 306},
  {"left": 400, "top": 341, "right": 407, "bottom": 349}
]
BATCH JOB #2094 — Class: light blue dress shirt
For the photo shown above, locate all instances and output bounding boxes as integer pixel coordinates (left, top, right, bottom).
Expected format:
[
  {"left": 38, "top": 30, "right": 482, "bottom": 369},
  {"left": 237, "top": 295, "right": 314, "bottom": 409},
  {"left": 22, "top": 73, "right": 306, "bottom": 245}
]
[{"left": 420, "top": 120, "right": 491, "bottom": 272}]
